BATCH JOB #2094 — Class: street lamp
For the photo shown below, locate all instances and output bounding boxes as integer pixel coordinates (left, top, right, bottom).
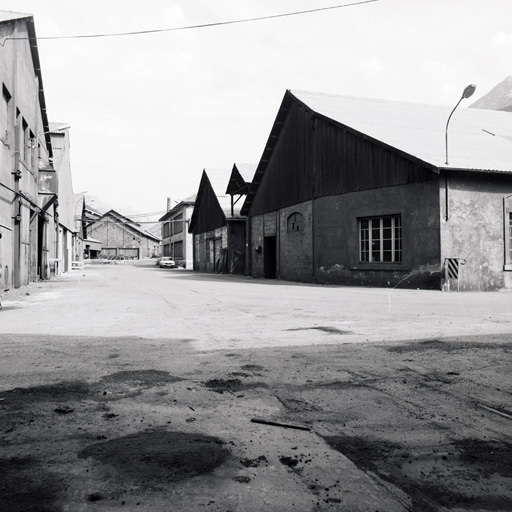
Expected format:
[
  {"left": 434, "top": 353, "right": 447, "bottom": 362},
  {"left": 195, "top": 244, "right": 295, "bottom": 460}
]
[{"left": 445, "top": 84, "right": 476, "bottom": 165}]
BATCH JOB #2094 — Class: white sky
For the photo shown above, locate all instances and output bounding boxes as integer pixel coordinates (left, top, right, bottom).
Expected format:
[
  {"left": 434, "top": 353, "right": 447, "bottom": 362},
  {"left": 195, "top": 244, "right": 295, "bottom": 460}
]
[{"left": 5, "top": 0, "right": 512, "bottom": 218}]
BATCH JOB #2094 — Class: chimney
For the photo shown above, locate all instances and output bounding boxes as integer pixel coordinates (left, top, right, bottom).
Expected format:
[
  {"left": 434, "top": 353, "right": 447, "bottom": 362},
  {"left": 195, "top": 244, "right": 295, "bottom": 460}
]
[{"left": 166, "top": 197, "right": 172, "bottom": 211}]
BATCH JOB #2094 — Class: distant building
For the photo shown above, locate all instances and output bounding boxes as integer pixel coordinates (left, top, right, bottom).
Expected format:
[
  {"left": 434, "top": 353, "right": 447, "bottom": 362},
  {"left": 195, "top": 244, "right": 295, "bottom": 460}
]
[
  {"left": 50, "top": 123, "right": 83, "bottom": 273},
  {"left": 87, "top": 209, "right": 161, "bottom": 259},
  {"left": 158, "top": 195, "right": 196, "bottom": 268}
]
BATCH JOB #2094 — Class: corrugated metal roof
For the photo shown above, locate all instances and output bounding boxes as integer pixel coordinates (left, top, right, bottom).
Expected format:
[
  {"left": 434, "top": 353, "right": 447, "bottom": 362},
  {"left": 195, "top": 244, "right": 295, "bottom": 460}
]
[
  {"left": 0, "top": 10, "right": 32, "bottom": 23},
  {"left": 290, "top": 90, "right": 512, "bottom": 172}
]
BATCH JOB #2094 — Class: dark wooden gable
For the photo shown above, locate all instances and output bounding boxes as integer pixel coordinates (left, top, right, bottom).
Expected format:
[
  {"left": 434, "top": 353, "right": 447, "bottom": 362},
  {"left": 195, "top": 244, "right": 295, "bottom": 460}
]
[
  {"left": 226, "top": 164, "right": 249, "bottom": 195},
  {"left": 189, "top": 171, "right": 227, "bottom": 235},
  {"left": 245, "top": 91, "right": 439, "bottom": 217}
]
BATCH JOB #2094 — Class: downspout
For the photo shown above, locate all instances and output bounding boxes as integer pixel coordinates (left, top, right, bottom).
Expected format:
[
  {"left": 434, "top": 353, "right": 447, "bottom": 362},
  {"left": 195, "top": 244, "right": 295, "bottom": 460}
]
[{"left": 445, "top": 171, "right": 450, "bottom": 221}]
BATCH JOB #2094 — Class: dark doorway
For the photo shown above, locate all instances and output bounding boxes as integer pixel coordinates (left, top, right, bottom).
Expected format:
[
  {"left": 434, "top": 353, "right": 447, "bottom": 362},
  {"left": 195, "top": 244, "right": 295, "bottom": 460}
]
[
  {"left": 264, "top": 236, "right": 277, "bottom": 279},
  {"left": 37, "top": 214, "right": 45, "bottom": 279}
]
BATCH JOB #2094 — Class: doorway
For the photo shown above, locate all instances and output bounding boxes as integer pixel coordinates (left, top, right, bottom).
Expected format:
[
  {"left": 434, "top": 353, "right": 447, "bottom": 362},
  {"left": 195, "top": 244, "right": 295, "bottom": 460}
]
[{"left": 264, "top": 236, "right": 277, "bottom": 279}]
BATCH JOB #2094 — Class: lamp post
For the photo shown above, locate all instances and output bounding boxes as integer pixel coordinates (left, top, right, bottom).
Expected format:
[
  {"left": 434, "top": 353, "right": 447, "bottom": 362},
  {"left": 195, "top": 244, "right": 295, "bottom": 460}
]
[{"left": 445, "top": 84, "right": 476, "bottom": 165}]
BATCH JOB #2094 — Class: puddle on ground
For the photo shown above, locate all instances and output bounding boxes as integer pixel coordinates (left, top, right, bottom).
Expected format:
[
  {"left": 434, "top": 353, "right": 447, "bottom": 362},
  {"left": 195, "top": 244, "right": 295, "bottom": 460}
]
[
  {"left": 285, "top": 326, "right": 354, "bottom": 335},
  {"left": 203, "top": 378, "right": 268, "bottom": 394},
  {"left": 79, "top": 430, "right": 230, "bottom": 485}
]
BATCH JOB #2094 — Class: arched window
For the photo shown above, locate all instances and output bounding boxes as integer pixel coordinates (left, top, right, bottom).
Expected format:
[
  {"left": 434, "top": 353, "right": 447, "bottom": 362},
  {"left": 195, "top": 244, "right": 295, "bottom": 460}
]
[{"left": 287, "top": 212, "right": 303, "bottom": 233}]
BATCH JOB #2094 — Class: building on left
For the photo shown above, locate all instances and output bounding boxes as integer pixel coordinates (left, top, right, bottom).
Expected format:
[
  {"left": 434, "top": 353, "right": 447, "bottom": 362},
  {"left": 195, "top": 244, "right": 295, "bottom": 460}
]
[{"left": 0, "top": 11, "right": 82, "bottom": 291}]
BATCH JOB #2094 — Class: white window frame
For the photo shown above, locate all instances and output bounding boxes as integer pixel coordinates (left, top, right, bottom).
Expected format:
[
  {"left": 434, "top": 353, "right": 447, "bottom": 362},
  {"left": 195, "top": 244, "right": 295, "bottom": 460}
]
[{"left": 359, "top": 214, "right": 402, "bottom": 263}]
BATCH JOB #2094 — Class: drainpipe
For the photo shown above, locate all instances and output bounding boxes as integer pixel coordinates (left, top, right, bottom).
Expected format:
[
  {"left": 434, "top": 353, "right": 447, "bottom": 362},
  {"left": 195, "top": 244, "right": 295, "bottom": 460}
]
[
  {"left": 445, "top": 172, "right": 450, "bottom": 221},
  {"left": 13, "top": 150, "right": 21, "bottom": 288}
]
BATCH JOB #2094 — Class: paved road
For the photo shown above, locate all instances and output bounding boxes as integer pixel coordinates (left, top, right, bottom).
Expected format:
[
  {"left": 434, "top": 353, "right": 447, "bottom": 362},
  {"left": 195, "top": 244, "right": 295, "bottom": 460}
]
[
  {"left": 2, "top": 259, "right": 512, "bottom": 349},
  {"left": 1, "top": 260, "right": 511, "bottom": 511}
]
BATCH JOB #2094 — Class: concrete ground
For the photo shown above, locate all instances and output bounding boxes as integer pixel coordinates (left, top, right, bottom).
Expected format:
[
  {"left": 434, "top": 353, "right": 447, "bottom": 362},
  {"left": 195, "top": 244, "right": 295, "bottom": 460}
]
[{"left": 0, "top": 259, "right": 511, "bottom": 512}]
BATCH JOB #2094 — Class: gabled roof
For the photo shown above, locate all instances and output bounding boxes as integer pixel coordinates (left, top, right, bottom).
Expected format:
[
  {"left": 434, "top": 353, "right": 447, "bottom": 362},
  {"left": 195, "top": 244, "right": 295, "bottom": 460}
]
[
  {"left": 189, "top": 168, "right": 237, "bottom": 233},
  {"left": 158, "top": 194, "right": 196, "bottom": 222},
  {"left": 89, "top": 209, "right": 161, "bottom": 241},
  {"left": 242, "top": 89, "right": 512, "bottom": 215},
  {"left": 226, "top": 163, "right": 257, "bottom": 195},
  {"left": 291, "top": 89, "right": 512, "bottom": 172}
]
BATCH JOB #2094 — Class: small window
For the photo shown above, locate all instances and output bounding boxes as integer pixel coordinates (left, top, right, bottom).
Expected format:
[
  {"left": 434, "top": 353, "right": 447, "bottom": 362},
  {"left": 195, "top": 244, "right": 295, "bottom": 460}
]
[
  {"left": 287, "top": 212, "right": 303, "bottom": 233},
  {"left": 509, "top": 212, "right": 512, "bottom": 262},
  {"left": 173, "top": 240, "right": 183, "bottom": 259},
  {"left": 22, "top": 118, "right": 29, "bottom": 162},
  {"left": 359, "top": 215, "right": 402, "bottom": 263},
  {"left": 172, "top": 213, "right": 184, "bottom": 235},
  {"left": 1, "top": 85, "right": 11, "bottom": 137}
]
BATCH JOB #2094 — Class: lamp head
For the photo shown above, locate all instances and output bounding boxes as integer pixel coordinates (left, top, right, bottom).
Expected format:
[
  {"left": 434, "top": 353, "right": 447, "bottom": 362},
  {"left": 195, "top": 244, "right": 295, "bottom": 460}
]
[{"left": 462, "top": 84, "right": 476, "bottom": 99}]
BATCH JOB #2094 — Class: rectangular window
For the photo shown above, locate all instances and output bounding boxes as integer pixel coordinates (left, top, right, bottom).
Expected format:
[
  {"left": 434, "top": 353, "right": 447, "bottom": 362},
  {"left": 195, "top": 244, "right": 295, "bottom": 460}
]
[
  {"left": 172, "top": 213, "right": 184, "bottom": 235},
  {"left": 359, "top": 215, "right": 402, "bottom": 263},
  {"left": 163, "top": 222, "right": 170, "bottom": 238},
  {"left": 173, "top": 240, "right": 183, "bottom": 259},
  {"left": 1, "top": 84, "right": 11, "bottom": 138},
  {"left": 22, "top": 118, "right": 29, "bottom": 162},
  {"left": 509, "top": 212, "right": 512, "bottom": 262}
]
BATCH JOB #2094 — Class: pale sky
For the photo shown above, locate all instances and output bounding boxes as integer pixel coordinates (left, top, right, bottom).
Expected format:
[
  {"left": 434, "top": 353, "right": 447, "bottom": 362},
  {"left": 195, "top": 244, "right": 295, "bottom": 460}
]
[{"left": 5, "top": 0, "right": 512, "bottom": 219}]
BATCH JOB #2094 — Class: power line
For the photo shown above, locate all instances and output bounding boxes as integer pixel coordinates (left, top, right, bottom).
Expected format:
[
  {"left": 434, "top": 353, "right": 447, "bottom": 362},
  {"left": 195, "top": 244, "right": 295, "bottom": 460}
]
[
  {"left": 127, "top": 211, "right": 167, "bottom": 218},
  {"left": 2, "top": 1, "right": 378, "bottom": 44}
]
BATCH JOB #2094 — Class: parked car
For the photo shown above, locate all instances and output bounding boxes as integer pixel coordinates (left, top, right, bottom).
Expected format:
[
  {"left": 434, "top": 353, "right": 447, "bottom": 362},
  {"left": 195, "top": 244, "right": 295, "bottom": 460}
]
[{"left": 159, "top": 257, "right": 176, "bottom": 268}]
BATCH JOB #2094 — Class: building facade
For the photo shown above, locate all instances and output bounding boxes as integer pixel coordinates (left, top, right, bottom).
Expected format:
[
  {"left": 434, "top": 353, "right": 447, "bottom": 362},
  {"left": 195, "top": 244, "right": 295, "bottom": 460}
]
[
  {"left": 50, "top": 123, "right": 84, "bottom": 274},
  {"left": 0, "top": 11, "right": 57, "bottom": 290},
  {"left": 242, "top": 90, "right": 512, "bottom": 291},
  {"left": 159, "top": 195, "right": 195, "bottom": 268},
  {"left": 190, "top": 166, "right": 254, "bottom": 275},
  {"left": 87, "top": 209, "right": 161, "bottom": 259}
]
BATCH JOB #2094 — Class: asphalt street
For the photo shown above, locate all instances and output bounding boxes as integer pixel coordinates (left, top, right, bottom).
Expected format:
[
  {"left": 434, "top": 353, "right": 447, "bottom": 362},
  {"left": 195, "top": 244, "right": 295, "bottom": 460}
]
[{"left": 0, "top": 260, "right": 511, "bottom": 511}]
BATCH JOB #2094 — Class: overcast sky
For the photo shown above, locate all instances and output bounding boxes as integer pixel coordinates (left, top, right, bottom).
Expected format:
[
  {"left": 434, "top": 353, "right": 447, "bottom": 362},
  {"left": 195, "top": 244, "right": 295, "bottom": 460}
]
[{"left": 6, "top": 0, "right": 512, "bottom": 219}]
